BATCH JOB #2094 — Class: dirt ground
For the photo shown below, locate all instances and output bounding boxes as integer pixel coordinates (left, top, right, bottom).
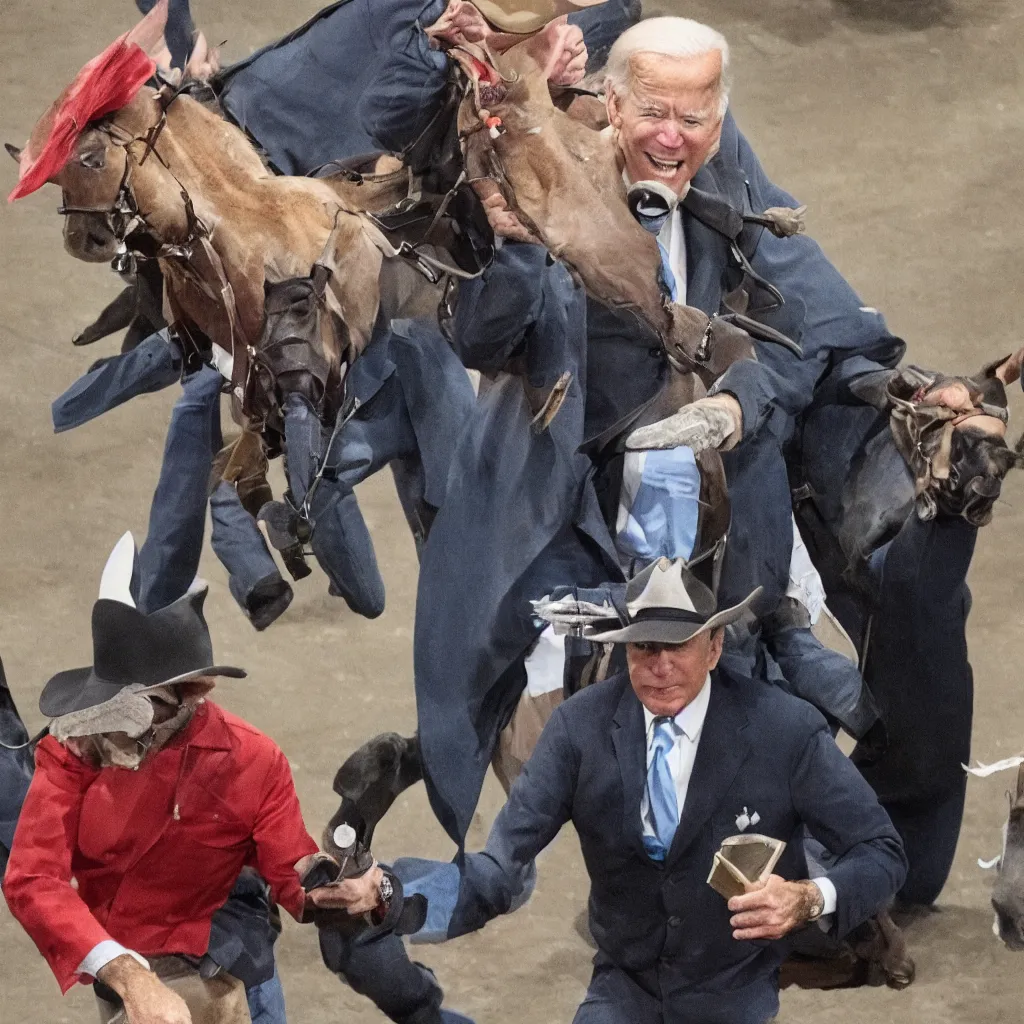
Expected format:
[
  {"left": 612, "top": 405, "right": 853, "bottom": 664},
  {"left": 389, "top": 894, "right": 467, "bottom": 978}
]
[{"left": 1, "top": 0, "right": 1023, "bottom": 1020}]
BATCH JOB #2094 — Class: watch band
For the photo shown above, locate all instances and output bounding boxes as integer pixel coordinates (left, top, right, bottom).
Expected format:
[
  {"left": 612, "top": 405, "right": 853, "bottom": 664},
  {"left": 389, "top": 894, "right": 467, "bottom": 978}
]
[{"left": 805, "top": 882, "right": 825, "bottom": 921}]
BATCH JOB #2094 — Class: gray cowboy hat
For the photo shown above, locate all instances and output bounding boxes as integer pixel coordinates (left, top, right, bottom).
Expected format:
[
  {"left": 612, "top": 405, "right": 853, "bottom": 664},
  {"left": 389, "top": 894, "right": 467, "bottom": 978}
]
[{"left": 584, "top": 556, "right": 761, "bottom": 645}]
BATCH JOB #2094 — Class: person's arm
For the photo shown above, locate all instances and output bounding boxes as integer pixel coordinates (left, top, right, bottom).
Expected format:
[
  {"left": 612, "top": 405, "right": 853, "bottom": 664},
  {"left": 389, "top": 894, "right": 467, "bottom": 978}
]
[
  {"left": 450, "top": 242, "right": 554, "bottom": 372},
  {"left": 446, "top": 704, "right": 578, "bottom": 937},
  {"left": 358, "top": 0, "right": 451, "bottom": 154},
  {"left": 349, "top": 704, "right": 579, "bottom": 941},
  {"left": 787, "top": 722, "right": 907, "bottom": 938},
  {"left": 2, "top": 739, "right": 119, "bottom": 992},
  {"left": 727, "top": 718, "right": 905, "bottom": 941},
  {"left": 249, "top": 746, "right": 319, "bottom": 922},
  {"left": 710, "top": 118, "right": 904, "bottom": 443}
]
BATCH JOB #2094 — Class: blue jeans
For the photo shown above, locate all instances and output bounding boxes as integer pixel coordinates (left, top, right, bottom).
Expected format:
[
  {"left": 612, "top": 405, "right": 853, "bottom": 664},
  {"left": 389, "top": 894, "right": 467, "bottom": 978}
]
[
  {"left": 246, "top": 966, "right": 287, "bottom": 1024},
  {"left": 136, "top": 367, "right": 286, "bottom": 621}
]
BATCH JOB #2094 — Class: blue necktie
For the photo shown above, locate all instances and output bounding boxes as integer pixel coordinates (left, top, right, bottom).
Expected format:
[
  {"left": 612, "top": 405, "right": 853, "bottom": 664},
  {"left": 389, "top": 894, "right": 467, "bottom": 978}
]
[
  {"left": 643, "top": 717, "right": 679, "bottom": 862},
  {"left": 657, "top": 240, "right": 679, "bottom": 302}
]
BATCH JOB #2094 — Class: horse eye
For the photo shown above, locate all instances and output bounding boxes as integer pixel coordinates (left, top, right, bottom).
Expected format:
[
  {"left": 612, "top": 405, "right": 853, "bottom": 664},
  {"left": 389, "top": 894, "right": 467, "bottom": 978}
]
[{"left": 79, "top": 150, "right": 106, "bottom": 170}]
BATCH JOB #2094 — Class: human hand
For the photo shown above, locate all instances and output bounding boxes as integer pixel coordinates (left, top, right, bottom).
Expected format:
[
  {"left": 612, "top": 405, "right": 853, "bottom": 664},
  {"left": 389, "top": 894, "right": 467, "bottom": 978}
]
[
  {"left": 727, "top": 874, "right": 824, "bottom": 941},
  {"left": 625, "top": 394, "right": 743, "bottom": 453},
  {"left": 471, "top": 181, "right": 541, "bottom": 244},
  {"left": 306, "top": 862, "right": 385, "bottom": 915},
  {"left": 427, "top": 0, "right": 501, "bottom": 48},
  {"left": 97, "top": 955, "right": 191, "bottom": 1024},
  {"left": 522, "top": 17, "right": 588, "bottom": 86}
]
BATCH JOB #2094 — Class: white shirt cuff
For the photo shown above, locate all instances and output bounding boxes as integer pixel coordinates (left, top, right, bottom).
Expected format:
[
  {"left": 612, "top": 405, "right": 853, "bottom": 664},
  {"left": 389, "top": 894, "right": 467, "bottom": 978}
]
[
  {"left": 811, "top": 877, "right": 837, "bottom": 916},
  {"left": 78, "top": 940, "right": 150, "bottom": 980}
]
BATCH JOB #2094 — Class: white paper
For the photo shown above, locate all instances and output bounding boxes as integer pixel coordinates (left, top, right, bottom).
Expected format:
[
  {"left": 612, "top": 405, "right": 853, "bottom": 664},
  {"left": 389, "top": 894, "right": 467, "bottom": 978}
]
[{"left": 962, "top": 756, "right": 1024, "bottom": 778}]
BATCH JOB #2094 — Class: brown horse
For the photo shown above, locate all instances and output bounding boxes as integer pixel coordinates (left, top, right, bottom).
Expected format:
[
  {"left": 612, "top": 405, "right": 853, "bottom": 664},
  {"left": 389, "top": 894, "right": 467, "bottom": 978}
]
[{"left": 21, "top": 85, "right": 395, "bottom": 390}]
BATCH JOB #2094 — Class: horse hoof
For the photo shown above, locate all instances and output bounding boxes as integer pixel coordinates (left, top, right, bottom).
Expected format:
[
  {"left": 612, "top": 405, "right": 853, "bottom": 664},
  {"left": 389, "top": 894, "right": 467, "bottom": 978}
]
[{"left": 882, "top": 955, "right": 916, "bottom": 989}]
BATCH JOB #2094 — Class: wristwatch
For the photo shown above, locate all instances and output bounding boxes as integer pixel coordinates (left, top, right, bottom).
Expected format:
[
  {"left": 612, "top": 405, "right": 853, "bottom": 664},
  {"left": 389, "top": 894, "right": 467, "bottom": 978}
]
[
  {"left": 377, "top": 873, "right": 394, "bottom": 909},
  {"left": 370, "top": 873, "right": 395, "bottom": 924},
  {"left": 805, "top": 883, "right": 825, "bottom": 922}
]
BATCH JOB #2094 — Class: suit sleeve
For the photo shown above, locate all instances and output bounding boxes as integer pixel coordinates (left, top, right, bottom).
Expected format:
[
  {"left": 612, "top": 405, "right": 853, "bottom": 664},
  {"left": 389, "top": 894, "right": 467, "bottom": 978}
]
[
  {"left": 789, "top": 722, "right": 908, "bottom": 938},
  {"left": 447, "top": 706, "right": 578, "bottom": 937},
  {"left": 357, "top": 0, "right": 449, "bottom": 153},
  {"left": 2, "top": 739, "right": 114, "bottom": 993},
  {"left": 393, "top": 705, "right": 578, "bottom": 941},
  {"left": 711, "top": 120, "right": 904, "bottom": 443},
  {"left": 450, "top": 242, "right": 552, "bottom": 372},
  {"left": 250, "top": 747, "right": 319, "bottom": 922}
]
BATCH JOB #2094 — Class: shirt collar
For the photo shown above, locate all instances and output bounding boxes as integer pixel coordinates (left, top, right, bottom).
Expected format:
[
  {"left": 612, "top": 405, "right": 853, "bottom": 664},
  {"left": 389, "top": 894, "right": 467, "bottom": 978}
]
[{"left": 643, "top": 674, "right": 712, "bottom": 742}]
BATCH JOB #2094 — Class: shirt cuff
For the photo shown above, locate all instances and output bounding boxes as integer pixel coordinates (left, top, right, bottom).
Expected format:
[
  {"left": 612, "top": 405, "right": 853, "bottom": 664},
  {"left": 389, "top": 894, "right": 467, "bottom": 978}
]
[
  {"left": 77, "top": 940, "right": 150, "bottom": 980},
  {"left": 811, "top": 877, "right": 837, "bottom": 916}
]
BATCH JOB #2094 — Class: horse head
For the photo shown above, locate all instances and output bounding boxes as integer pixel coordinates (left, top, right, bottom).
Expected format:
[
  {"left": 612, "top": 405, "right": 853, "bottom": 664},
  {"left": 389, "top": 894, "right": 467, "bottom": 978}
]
[
  {"left": 54, "top": 125, "right": 134, "bottom": 263},
  {"left": 992, "top": 765, "right": 1024, "bottom": 950}
]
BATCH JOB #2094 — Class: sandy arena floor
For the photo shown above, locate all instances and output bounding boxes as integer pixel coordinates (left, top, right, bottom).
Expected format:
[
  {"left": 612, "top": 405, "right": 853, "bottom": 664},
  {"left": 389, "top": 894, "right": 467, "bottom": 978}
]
[{"left": 1, "top": 0, "right": 1023, "bottom": 1020}]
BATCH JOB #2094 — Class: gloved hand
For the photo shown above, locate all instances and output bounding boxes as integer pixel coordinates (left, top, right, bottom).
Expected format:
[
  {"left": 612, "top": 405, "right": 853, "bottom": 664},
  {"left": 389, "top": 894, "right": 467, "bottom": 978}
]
[{"left": 625, "top": 394, "right": 743, "bottom": 453}]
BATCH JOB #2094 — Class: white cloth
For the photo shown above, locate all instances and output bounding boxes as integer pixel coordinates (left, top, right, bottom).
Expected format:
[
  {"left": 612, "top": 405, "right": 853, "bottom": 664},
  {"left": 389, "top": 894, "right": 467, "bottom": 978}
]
[
  {"left": 523, "top": 625, "right": 567, "bottom": 697},
  {"left": 640, "top": 675, "right": 711, "bottom": 841},
  {"left": 78, "top": 940, "right": 150, "bottom": 980},
  {"left": 637, "top": 676, "right": 836, "bottom": 916},
  {"left": 785, "top": 516, "right": 826, "bottom": 624},
  {"left": 813, "top": 877, "right": 837, "bottom": 916}
]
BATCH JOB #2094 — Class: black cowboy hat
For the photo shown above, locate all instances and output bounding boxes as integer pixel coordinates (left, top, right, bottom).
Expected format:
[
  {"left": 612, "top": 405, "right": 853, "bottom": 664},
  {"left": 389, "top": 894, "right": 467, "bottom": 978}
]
[{"left": 39, "top": 587, "right": 246, "bottom": 719}]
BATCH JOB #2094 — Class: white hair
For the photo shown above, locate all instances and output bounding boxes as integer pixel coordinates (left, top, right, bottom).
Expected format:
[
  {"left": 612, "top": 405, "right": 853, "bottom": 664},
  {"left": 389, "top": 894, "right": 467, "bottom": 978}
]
[{"left": 604, "top": 17, "right": 732, "bottom": 117}]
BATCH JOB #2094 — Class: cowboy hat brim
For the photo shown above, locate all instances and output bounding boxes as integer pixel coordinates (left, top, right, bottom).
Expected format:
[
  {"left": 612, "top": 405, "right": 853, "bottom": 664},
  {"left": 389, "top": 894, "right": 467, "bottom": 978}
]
[
  {"left": 40, "top": 663, "right": 247, "bottom": 719},
  {"left": 585, "top": 587, "right": 762, "bottom": 644},
  {"left": 469, "top": 0, "right": 607, "bottom": 34}
]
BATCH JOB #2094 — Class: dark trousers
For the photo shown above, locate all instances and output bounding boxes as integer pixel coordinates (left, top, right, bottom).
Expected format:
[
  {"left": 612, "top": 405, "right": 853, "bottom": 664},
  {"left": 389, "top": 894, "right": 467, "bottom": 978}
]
[
  {"left": 573, "top": 963, "right": 775, "bottom": 1024},
  {"left": 853, "top": 514, "right": 976, "bottom": 905},
  {"left": 321, "top": 929, "right": 473, "bottom": 1024}
]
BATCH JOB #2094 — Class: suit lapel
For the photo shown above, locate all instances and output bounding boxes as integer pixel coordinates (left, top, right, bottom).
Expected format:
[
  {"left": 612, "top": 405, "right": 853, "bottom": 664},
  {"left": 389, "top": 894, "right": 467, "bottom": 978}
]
[
  {"left": 610, "top": 680, "right": 649, "bottom": 861},
  {"left": 666, "top": 676, "right": 751, "bottom": 866},
  {"left": 682, "top": 206, "right": 730, "bottom": 317}
]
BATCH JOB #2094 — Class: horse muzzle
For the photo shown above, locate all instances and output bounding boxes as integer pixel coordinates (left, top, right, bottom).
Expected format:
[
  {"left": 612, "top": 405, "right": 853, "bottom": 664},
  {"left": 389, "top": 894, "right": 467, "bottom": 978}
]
[{"left": 63, "top": 213, "right": 121, "bottom": 263}]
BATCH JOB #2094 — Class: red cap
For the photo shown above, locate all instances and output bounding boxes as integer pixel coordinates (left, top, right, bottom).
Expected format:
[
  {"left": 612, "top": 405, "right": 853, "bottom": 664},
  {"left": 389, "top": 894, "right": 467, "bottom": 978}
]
[{"left": 8, "top": 36, "right": 156, "bottom": 202}]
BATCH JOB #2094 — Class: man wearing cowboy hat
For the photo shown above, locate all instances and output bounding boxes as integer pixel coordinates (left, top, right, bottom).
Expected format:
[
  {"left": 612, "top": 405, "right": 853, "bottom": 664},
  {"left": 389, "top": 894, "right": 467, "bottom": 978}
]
[
  {"left": 332, "top": 558, "right": 906, "bottom": 1023},
  {"left": 1, "top": 535, "right": 398, "bottom": 1024}
]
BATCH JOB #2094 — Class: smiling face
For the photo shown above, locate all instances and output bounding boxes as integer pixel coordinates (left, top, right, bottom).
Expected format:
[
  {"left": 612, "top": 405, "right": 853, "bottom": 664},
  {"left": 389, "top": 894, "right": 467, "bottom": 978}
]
[
  {"left": 607, "top": 50, "right": 725, "bottom": 196},
  {"left": 626, "top": 628, "right": 724, "bottom": 717}
]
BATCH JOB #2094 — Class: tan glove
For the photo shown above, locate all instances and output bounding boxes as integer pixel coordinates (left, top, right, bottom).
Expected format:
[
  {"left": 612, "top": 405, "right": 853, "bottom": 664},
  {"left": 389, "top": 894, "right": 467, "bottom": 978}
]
[{"left": 625, "top": 394, "right": 743, "bottom": 453}]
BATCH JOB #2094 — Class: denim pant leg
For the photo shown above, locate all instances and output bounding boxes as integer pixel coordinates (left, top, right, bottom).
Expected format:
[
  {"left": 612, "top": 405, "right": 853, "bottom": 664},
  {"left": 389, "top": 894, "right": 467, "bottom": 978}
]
[
  {"left": 210, "top": 482, "right": 289, "bottom": 611},
  {"left": 283, "top": 395, "right": 385, "bottom": 616},
  {"left": 137, "top": 368, "right": 222, "bottom": 613},
  {"left": 51, "top": 331, "right": 181, "bottom": 433},
  {"left": 246, "top": 966, "right": 287, "bottom": 1024}
]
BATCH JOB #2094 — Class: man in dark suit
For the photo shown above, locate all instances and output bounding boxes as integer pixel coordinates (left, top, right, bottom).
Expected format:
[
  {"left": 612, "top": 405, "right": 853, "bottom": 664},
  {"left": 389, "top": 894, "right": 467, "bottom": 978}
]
[{"left": 335, "top": 557, "right": 907, "bottom": 1023}]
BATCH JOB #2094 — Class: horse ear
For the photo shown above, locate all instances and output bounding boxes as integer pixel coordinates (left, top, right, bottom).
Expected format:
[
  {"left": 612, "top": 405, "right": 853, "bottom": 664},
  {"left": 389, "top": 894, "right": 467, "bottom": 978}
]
[
  {"left": 126, "top": 0, "right": 171, "bottom": 58},
  {"left": 4, "top": 143, "right": 22, "bottom": 163}
]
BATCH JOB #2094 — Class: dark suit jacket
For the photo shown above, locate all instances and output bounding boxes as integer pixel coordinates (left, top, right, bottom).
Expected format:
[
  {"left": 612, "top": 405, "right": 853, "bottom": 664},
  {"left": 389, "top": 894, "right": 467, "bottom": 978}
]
[{"left": 448, "top": 667, "right": 907, "bottom": 1023}]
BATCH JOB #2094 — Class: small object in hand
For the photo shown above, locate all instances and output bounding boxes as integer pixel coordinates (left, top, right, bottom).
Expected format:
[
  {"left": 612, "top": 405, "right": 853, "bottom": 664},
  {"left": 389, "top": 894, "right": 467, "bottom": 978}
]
[
  {"left": 300, "top": 853, "right": 342, "bottom": 892},
  {"left": 706, "top": 834, "right": 786, "bottom": 901}
]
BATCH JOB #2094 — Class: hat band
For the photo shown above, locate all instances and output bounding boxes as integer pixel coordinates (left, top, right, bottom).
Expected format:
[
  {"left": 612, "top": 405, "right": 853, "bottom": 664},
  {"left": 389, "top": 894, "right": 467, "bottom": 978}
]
[{"left": 631, "top": 607, "right": 707, "bottom": 625}]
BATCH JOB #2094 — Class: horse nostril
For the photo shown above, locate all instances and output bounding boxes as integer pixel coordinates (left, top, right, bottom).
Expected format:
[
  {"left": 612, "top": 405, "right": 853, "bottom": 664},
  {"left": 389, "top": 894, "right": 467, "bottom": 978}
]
[{"left": 87, "top": 232, "right": 109, "bottom": 250}]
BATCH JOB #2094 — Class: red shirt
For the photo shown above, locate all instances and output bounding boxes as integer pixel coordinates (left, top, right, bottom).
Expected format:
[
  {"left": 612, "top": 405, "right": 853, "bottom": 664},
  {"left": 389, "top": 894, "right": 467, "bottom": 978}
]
[{"left": 3, "top": 701, "right": 318, "bottom": 993}]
